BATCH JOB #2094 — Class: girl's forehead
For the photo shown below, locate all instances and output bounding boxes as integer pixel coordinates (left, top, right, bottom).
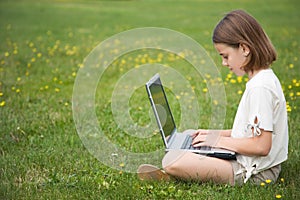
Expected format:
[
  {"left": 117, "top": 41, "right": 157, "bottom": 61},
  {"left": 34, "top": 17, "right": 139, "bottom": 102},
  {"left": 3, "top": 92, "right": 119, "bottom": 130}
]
[{"left": 214, "top": 43, "right": 233, "bottom": 53}]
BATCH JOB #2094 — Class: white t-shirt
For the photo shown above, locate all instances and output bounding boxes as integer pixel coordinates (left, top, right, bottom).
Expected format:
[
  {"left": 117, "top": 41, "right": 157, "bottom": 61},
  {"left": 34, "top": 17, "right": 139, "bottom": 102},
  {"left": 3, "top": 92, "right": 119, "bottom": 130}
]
[{"left": 231, "top": 69, "right": 288, "bottom": 183}]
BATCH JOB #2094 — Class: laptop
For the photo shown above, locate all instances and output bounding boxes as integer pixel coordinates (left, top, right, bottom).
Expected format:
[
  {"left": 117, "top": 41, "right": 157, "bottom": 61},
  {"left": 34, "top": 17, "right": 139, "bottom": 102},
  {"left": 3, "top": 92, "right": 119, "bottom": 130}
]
[{"left": 145, "top": 73, "right": 236, "bottom": 160}]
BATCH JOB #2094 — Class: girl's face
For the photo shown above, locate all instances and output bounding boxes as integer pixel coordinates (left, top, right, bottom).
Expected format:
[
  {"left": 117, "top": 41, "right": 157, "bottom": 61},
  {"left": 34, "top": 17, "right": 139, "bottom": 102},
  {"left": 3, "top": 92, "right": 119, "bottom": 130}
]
[{"left": 214, "top": 43, "right": 250, "bottom": 76}]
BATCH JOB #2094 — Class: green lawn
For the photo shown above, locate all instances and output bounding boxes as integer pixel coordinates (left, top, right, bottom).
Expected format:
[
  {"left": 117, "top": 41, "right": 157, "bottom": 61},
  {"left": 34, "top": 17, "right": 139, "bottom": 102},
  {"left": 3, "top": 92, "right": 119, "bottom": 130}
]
[{"left": 1, "top": 0, "right": 300, "bottom": 199}]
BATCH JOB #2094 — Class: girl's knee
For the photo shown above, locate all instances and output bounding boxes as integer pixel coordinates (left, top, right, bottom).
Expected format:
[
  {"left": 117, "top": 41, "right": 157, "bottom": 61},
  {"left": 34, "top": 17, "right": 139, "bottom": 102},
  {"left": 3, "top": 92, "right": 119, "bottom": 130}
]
[{"left": 162, "top": 150, "right": 191, "bottom": 175}]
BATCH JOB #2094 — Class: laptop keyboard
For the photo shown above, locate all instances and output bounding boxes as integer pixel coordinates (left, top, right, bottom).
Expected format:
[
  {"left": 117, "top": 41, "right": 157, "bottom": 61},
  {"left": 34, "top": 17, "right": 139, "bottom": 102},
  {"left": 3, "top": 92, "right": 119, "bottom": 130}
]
[{"left": 182, "top": 135, "right": 211, "bottom": 151}]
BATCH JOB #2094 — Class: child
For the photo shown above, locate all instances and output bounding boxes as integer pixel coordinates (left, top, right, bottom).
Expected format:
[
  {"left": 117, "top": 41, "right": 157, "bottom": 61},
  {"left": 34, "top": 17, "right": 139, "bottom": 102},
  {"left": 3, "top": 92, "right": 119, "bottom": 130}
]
[{"left": 138, "top": 10, "right": 288, "bottom": 185}]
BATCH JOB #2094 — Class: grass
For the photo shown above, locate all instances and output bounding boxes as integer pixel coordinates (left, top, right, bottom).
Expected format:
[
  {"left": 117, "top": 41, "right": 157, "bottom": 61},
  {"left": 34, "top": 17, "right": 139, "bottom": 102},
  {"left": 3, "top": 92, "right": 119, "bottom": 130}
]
[{"left": 0, "top": 0, "right": 300, "bottom": 199}]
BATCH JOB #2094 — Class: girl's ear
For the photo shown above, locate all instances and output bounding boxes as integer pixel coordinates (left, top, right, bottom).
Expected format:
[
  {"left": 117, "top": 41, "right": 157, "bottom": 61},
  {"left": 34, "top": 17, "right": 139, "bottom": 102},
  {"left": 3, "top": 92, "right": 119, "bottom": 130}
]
[{"left": 240, "top": 43, "right": 250, "bottom": 57}]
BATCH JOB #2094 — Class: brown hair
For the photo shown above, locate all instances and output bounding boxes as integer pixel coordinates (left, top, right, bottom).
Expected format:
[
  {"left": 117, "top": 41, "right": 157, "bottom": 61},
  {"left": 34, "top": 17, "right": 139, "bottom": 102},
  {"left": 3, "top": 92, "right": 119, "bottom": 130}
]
[{"left": 212, "top": 10, "right": 277, "bottom": 73}]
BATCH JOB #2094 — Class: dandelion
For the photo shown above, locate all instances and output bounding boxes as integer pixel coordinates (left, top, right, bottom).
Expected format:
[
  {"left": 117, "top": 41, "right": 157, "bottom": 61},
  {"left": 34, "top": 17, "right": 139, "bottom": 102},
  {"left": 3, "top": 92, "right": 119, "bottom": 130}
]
[
  {"left": 237, "top": 76, "right": 243, "bottom": 83},
  {"left": 72, "top": 72, "right": 76, "bottom": 77},
  {"left": 280, "top": 178, "right": 284, "bottom": 183},
  {"left": 119, "top": 163, "right": 125, "bottom": 167},
  {"left": 17, "top": 77, "right": 21, "bottom": 82},
  {"left": 31, "top": 57, "right": 36, "bottom": 63},
  {"left": 4, "top": 52, "right": 9, "bottom": 57},
  {"left": 265, "top": 179, "right": 272, "bottom": 184},
  {"left": 202, "top": 88, "right": 208, "bottom": 93},
  {"left": 260, "top": 182, "right": 265, "bottom": 186},
  {"left": 275, "top": 194, "right": 282, "bottom": 199},
  {"left": 0, "top": 92, "right": 3, "bottom": 97},
  {"left": 176, "top": 95, "right": 181, "bottom": 100},
  {"left": 226, "top": 73, "right": 232, "bottom": 80},
  {"left": 296, "top": 92, "right": 300, "bottom": 96},
  {"left": 13, "top": 49, "right": 18, "bottom": 55},
  {"left": 64, "top": 102, "right": 69, "bottom": 106},
  {"left": 0, "top": 101, "right": 5, "bottom": 107},
  {"left": 55, "top": 88, "right": 60, "bottom": 92},
  {"left": 44, "top": 85, "right": 49, "bottom": 90},
  {"left": 238, "top": 90, "right": 243, "bottom": 95},
  {"left": 230, "top": 79, "right": 237, "bottom": 84},
  {"left": 78, "top": 63, "right": 84, "bottom": 68},
  {"left": 289, "top": 92, "right": 294, "bottom": 97},
  {"left": 29, "top": 42, "right": 34, "bottom": 48},
  {"left": 289, "top": 63, "right": 294, "bottom": 69},
  {"left": 37, "top": 53, "right": 42, "bottom": 58},
  {"left": 16, "top": 89, "right": 20, "bottom": 93},
  {"left": 286, "top": 103, "right": 292, "bottom": 112}
]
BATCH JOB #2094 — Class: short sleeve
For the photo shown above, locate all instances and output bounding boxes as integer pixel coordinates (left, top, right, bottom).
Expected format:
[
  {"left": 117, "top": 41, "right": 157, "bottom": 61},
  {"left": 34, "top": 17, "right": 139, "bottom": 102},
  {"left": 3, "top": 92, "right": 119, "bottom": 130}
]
[{"left": 245, "top": 87, "right": 274, "bottom": 132}]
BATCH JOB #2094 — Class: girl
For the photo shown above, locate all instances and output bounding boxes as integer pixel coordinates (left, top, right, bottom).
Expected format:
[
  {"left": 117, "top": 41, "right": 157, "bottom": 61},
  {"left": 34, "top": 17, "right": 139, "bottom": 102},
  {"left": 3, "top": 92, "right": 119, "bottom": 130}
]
[{"left": 138, "top": 10, "right": 288, "bottom": 185}]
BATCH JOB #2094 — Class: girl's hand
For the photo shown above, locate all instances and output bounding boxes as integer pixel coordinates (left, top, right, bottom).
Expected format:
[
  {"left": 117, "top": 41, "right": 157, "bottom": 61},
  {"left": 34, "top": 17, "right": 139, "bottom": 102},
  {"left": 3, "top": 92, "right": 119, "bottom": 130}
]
[
  {"left": 191, "top": 129, "right": 220, "bottom": 147},
  {"left": 190, "top": 129, "right": 209, "bottom": 138}
]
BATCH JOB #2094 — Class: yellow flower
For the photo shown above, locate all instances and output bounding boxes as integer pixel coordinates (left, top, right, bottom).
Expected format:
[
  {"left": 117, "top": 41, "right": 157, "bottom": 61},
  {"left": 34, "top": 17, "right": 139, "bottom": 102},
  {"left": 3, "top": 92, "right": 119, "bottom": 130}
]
[
  {"left": 16, "top": 89, "right": 20, "bottom": 93},
  {"left": 0, "top": 101, "right": 5, "bottom": 107},
  {"left": 275, "top": 194, "right": 282, "bottom": 199},
  {"left": 265, "top": 179, "right": 272, "bottom": 184},
  {"left": 260, "top": 182, "right": 265, "bottom": 186},
  {"left": 0, "top": 92, "right": 3, "bottom": 97},
  {"left": 289, "top": 63, "right": 294, "bottom": 68},
  {"left": 37, "top": 53, "right": 42, "bottom": 58},
  {"left": 175, "top": 95, "right": 181, "bottom": 100},
  {"left": 237, "top": 76, "right": 243, "bottom": 83},
  {"left": 230, "top": 79, "right": 237, "bottom": 84},
  {"left": 202, "top": 88, "right": 208, "bottom": 93},
  {"left": 17, "top": 77, "right": 21, "bottom": 82},
  {"left": 286, "top": 103, "right": 292, "bottom": 112},
  {"left": 119, "top": 163, "right": 125, "bottom": 167},
  {"left": 280, "top": 178, "right": 284, "bottom": 183},
  {"left": 289, "top": 92, "right": 294, "bottom": 97},
  {"left": 238, "top": 90, "right": 243, "bottom": 95},
  {"left": 55, "top": 88, "right": 60, "bottom": 92},
  {"left": 4, "top": 52, "right": 9, "bottom": 57}
]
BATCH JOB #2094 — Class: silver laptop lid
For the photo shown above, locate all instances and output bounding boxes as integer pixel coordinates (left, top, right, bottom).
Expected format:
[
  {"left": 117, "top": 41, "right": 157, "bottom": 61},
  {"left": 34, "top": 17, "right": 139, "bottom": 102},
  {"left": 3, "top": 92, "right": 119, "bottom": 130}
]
[{"left": 145, "top": 73, "right": 177, "bottom": 148}]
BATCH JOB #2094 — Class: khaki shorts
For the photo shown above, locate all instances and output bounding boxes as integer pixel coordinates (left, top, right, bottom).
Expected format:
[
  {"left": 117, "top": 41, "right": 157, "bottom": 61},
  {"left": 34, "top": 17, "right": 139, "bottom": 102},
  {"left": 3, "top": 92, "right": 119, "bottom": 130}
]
[{"left": 230, "top": 160, "right": 281, "bottom": 186}]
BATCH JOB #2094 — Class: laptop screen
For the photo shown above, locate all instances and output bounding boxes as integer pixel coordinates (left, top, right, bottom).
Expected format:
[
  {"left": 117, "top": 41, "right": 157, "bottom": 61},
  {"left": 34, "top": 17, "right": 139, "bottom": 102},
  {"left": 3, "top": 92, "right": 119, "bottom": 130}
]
[{"left": 148, "top": 75, "right": 176, "bottom": 138}]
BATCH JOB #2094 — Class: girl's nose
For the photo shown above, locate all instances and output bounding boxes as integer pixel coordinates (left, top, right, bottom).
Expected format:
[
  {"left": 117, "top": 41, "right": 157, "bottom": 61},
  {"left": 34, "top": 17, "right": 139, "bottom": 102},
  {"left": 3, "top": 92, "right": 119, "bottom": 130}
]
[{"left": 222, "top": 59, "right": 228, "bottom": 66}]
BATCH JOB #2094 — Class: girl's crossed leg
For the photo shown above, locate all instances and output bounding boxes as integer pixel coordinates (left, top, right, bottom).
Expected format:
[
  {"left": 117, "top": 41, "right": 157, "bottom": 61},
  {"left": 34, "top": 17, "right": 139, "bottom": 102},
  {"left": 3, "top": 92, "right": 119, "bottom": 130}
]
[{"left": 162, "top": 150, "right": 234, "bottom": 185}]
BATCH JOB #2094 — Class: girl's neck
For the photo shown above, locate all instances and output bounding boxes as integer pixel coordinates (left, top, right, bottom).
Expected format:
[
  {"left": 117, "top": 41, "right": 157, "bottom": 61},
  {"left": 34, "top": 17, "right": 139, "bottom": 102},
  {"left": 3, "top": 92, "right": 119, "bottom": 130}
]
[{"left": 247, "top": 69, "right": 263, "bottom": 80}]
